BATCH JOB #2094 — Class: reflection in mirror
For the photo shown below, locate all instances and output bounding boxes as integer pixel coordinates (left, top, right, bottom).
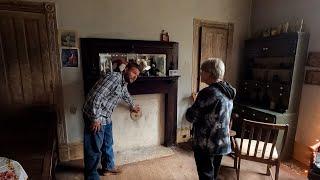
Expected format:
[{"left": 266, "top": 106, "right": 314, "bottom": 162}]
[
  {"left": 99, "top": 53, "right": 166, "bottom": 77},
  {"left": 99, "top": 53, "right": 112, "bottom": 76}
]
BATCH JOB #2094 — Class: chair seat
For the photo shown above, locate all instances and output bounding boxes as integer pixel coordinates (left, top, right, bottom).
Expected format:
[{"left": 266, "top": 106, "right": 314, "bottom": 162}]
[
  {"left": 230, "top": 130, "right": 237, "bottom": 137},
  {"left": 235, "top": 138, "right": 278, "bottom": 160}
]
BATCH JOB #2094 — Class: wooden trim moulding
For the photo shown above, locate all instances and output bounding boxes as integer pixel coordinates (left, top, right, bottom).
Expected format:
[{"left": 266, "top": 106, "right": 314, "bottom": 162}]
[{"left": 192, "top": 19, "right": 234, "bottom": 93}]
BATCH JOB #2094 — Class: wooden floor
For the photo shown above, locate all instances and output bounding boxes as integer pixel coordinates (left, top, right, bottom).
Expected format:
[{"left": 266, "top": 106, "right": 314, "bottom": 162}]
[{"left": 55, "top": 146, "right": 307, "bottom": 180}]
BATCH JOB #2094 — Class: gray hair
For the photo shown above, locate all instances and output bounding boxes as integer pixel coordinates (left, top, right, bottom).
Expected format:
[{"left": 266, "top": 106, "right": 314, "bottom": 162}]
[{"left": 200, "top": 58, "right": 225, "bottom": 80}]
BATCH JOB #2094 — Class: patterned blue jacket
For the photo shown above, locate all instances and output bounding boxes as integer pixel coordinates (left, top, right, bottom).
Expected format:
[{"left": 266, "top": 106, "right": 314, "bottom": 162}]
[{"left": 186, "top": 81, "right": 236, "bottom": 155}]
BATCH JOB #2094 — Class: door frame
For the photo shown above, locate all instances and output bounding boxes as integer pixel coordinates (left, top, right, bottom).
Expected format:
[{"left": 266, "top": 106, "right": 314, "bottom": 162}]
[
  {"left": 192, "top": 19, "right": 234, "bottom": 92},
  {"left": 0, "top": 1, "right": 67, "bottom": 160}
]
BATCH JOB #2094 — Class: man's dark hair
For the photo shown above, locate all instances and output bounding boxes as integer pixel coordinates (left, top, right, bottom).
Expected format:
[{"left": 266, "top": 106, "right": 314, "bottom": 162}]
[{"left": 127, "top": 62, "right": 142, "bottom": 72}]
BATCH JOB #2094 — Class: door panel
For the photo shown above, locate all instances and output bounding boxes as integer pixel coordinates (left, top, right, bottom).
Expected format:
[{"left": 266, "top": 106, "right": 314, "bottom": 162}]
[
  {"left": 0, "top": 11, "right": 53, "bottom": 105},
  {"left": 199, "top": 25, "right": 228, "bottom": 90},
  {"left": 0, "top": 16, "right": 23, "bottom": 104}
]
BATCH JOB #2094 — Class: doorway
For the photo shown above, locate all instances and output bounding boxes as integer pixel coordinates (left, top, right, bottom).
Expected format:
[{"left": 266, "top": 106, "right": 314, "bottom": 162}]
[
  {"left": 0, "top": 1, "right": 66, "bottom": 159},
  {"left": 192, "top": 19, "right": 234, "bottom": 92}
]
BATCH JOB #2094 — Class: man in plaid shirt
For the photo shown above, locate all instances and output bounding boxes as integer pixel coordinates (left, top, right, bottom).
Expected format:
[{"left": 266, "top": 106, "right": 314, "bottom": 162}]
[{"left": 83, "top": 62, "right": 141, "bottom": 180}]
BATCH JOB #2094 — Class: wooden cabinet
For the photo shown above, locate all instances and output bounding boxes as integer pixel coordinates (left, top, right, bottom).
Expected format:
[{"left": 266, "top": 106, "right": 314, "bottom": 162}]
[
  {"left": 234, "top": 32, "right": 309, "bottom": 159},
  {"left": 238, "top": 32, "right": 309, "bottom": 113}
]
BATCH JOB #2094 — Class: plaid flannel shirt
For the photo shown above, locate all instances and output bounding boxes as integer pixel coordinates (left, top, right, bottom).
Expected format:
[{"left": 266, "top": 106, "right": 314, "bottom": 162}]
[{"left": 83, "top": 72, "right": 135, "bottom": 125}]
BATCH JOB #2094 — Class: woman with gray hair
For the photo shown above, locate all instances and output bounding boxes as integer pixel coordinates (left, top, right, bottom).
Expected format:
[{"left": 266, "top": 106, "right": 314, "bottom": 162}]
[{"left": 186, "top": 58, "right": 236, "bottom": 180}]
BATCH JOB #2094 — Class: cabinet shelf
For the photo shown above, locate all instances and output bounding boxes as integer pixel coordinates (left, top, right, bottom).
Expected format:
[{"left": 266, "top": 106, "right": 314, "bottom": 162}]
[
  {"left": 251, "top": 67, "right": 292, "bottom": 71},
  {"left": 242, "top": 80, "right": 291, "bottom": 86}
]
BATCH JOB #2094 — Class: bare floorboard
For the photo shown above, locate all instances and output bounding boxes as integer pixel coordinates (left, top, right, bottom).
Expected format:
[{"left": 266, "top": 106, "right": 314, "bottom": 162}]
[{"left": 55, "top": 146, "right": 307, "bottom": 180}]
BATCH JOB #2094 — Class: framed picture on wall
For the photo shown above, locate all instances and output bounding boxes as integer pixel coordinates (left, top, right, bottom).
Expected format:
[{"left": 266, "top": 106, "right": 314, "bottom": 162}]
[
  {"left": 61, "top": 48, "right": 79, "bottom": 67},
  {"left": 307, "top": 52, "right": 320, "bottom": 67},
  {"left": 305, "top": 70, "right": 320, "bottom": 85},
  {"left": 60, "top": 30, "right": 78, "bottom": 47}
]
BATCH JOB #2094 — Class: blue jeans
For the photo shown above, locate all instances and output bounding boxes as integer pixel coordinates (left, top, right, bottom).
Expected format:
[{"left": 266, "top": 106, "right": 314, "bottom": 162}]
[{"left": 83, "top": 117, "right": 115, "bottom": 180}]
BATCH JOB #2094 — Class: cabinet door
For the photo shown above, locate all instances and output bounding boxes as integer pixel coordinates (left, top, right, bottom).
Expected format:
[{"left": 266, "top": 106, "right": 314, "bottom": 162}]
[
  {"left": 245, "top": 36, "right": 298, "bottom": 58},
  {"left": 245, "top": 39, "right": 265, "bottom": 58},
  {"left": 269, "top": 38, "right": 297, "bottom": 57}
]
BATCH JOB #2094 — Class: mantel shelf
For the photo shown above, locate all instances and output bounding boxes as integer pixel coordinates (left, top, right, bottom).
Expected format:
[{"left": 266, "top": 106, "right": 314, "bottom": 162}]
[{"left": 137, "top": 76, "right": 180, "bottom": 81}]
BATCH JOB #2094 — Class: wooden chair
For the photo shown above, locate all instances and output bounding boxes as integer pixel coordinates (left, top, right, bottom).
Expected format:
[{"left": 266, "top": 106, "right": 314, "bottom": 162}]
[
  {"left": 234, "top": 119, "right": 288, "bottom": 180},
  {"left": 229, "top": 112, "right": 239, "bottom": 169}
]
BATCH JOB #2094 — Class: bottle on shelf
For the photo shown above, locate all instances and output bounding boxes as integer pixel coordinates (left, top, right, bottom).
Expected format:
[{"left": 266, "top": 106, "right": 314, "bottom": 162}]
[
  {"left": 269, "top": 96, "right": 276, "bottom": 110},
  {"left": 256, "top": 86, "right": 262, "bottom": 105},
  {"left": 261, "top": 84, "right": 270, "bottom": 108},
  {"left": 276, "top": 92, "right": 286, "bottom": 113}
]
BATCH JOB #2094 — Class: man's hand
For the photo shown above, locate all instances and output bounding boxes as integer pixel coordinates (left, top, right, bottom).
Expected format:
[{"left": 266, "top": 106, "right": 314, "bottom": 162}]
[
  {"left": 90, "top": 120, "right": 101, "bottom": 133},
  {"left": 130, "top": 105, "right": 140, "bottom": 113}
]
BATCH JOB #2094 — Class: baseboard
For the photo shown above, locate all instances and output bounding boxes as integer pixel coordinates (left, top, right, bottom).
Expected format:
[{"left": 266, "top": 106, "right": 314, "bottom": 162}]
[
  {"left": 293, "top": 141, "right": 311, "bottom": 166},
  {"left": 58, "top": 142, "right": 175, "bottom": 165},
  {"left": 58, "top": 142, "right": 83, "bottom": 162},
  {"left": 176, "top": 127, "right": 191, "bottom": 143}
]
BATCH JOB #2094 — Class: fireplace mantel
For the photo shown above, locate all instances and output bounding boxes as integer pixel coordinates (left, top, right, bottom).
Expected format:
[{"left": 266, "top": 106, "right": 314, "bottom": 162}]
[{"left": 80, "top": 38, "right": 179, "bottom": 146}]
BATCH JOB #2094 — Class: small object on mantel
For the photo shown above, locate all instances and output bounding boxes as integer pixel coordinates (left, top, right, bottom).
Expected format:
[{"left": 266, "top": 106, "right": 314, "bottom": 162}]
[
  {"left": 160, "top": 30, "right": 169, "bottom": 42},
  {"left": 169, "top": 69, "right": 180, "bottom": 76},
  {"left": 130, "top": 110, "right": 142, "bottom": 121}
]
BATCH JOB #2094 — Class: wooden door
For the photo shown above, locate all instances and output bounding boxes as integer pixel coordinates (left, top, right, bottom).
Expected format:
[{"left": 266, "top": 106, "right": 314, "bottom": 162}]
[
  {"left": 0, "top": 1, "right": 67, "bottom": 160},
  {"left": 192, "top": 19, "right": 233, "bottom": 92},
  {"left": 200, "top": 26, "right": 228, "bottom": 62},
  {"left": 0, "top": 11, "right": 53, "bottom": 105},
  {"left": 199, "top": 25, "right": 229, "bottom": 90}
]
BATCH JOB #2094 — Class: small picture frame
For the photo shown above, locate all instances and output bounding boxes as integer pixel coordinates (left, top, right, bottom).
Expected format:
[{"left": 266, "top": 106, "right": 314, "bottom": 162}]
[
  {"left": 169, "top": 69, "right": 180, "bottom": 76},
  {"left": 61, "top": 48, "right": 79, "bottom": 67},
  {"left": 305, "top": 70, "right": 320, "bottom": 85},
  {"left": 307, "top": 52, "right": 320, "bottom": 67},
  {"left": 60, "top": 30, "right": 78, "bottom": 47}
]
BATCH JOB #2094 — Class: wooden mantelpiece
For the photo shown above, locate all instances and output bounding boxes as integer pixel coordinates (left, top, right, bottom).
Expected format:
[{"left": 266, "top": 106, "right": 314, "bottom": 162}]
[{"left": 80, "top": 38, "right": 179, "bottom": 146}]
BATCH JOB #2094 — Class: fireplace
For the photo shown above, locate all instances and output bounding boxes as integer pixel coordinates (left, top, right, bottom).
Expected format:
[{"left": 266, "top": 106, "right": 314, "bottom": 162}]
[{"left": 80, "top": 38, "right": 179, "bottom": 147}]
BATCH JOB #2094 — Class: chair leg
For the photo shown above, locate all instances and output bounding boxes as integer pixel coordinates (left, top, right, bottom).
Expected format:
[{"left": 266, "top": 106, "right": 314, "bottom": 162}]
[
  {"left": 275, "top": 162, "right": 280, "bottom": 180},
  {"left": 236, "top": 158, "right": 241, "bottom": 180},
  {"left": 234, "top": 156, "right": 237, "bottom": 169},
  {"left": 266, "top": 164, "right": 271, "bottom": 176}
]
